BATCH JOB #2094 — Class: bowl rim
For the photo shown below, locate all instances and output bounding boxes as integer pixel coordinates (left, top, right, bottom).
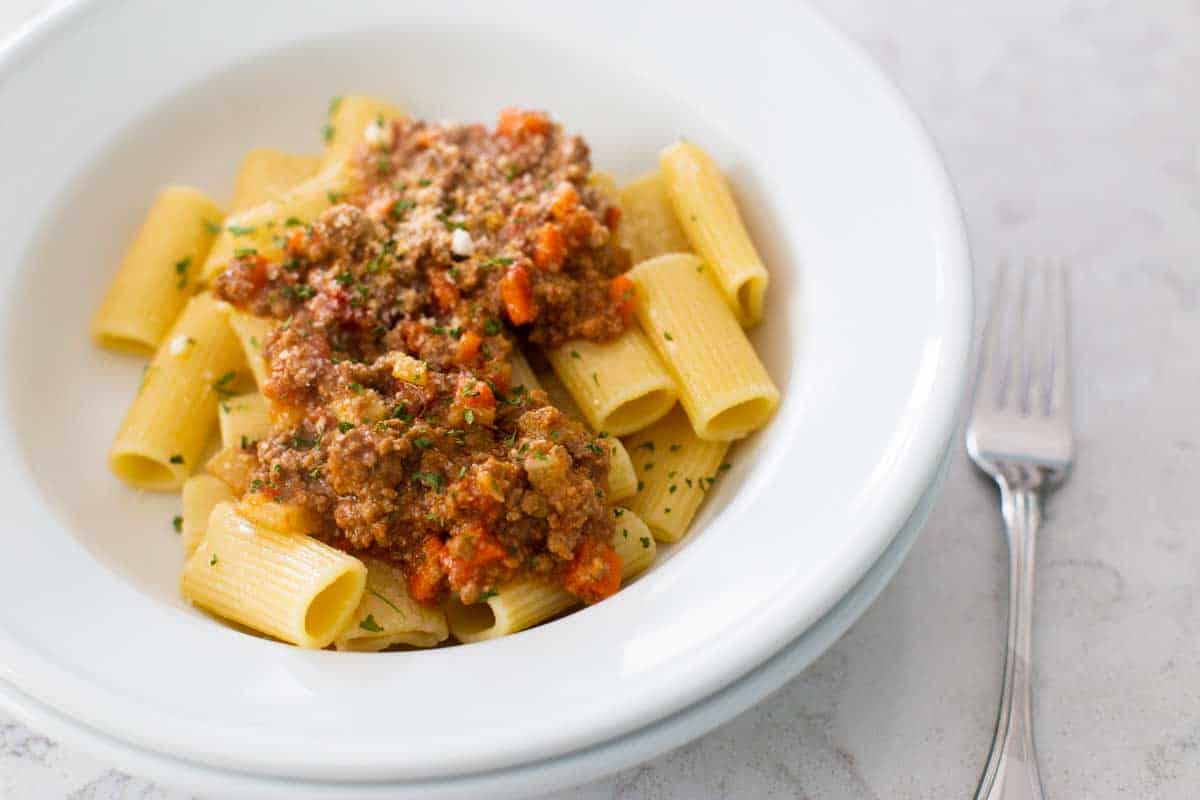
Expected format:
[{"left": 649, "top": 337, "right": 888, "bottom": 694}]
[{"left": 0, "top": 0, "right": 973, "bottom": 781}]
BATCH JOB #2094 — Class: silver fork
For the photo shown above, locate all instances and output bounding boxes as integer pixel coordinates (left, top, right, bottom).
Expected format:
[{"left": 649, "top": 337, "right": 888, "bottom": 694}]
[{"left": 966, "top": 264, "right": 1073, "bottom": 800}]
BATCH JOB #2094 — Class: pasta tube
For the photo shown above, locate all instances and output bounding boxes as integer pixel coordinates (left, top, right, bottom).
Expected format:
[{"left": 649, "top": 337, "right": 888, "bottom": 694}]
[
  {"left": 660, "top": 141, "right": 768, "bottom": 326},
  {"left": 629, "top": 253, "right": 778, "bottom": 441},
  {"left": 181, "top": 474, "right": 236, "bottom": 557},
  {"left": 181, "top": 502, "right": 366, "bottom": 649},
  {"left": 622, "top": 406, "right": 731, "bottom": 542},
  {"left": 217, "top": 391, "right": 272, "bottom": 451},
  {"left": 617, "top": 171, "right": 691, "bottom": 264},
  {"left": 226, "top": 309, "right": 277, "bottom": 388},
  {"left": 445, "top": 511, "right": 655, "bottom": 643},
  {"left": 109, "top": 293, "right": 246, "bottom": 490},
  {"left": 334, "top": 557, "right": 449, "bottom": 651},
  {"left": 230, "top": 149, "right": 321, "bottom": 212},
  {"left": 90, "top": 186, "right": 224, "bottom": 354},
  {"left": 546, "top": 331, "right": 677, "bottom": 437},
  {"left": 319, "top": 95, "right": 407, "bottom": 171}
]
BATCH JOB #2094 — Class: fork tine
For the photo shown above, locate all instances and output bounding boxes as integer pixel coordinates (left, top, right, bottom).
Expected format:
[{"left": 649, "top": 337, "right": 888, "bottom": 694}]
[
  {"left": 1048, "top": 265, "right": 1071, "bottom": 418},
  {"left": 973, "top": 265, "right": 1011, "bottom": 412},
  {"left": 1023, "top": 263, "right": 1051, "bottom": 416}
]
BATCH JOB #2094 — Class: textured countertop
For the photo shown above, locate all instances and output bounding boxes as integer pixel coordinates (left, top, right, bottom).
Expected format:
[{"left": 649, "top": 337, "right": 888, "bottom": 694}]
[{"left": 3, "top": 1, "right": 1197, "bottom": 797}]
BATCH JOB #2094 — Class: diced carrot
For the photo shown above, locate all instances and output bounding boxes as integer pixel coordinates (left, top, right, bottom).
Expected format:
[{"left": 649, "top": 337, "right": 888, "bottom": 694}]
[
  {"left": 609, "top": 274, "right": 636, "bottom": 324},
  {"left": 454, "top": 330, "right": 483, "bottom": 366},
  {"left": 365, "top": 194, "right": 396, "bottom": 222},
  {"left": 430, "top": 270, "right": 460, "bottom": 313},
  {"left": 563, "top": 539, "right": 622, "bottom": 604},
  {"left": 564, "top": 208, "right": 594, "bottom": 246},
  {"left": 603, "top": 204, "right": 622, "bottom": 231},
  {"left": 500, "top": 264, "right": 536, "bottom": 325},
  {"left": 443, "top": 526, "right": 507, "bottom": 591},
  {"left": 407, "top": 536, "right": 447, "bottom": 604},
  {"left": 461, "top": 380, "right": 496, "bottom": 410},
  {"left": 285, "top": 228, "right": 307, "bottom": 256},
  {"left": 235, "top": 253, "right": 270, "bottom": 292},
  {"left": 533, "top": 224, "right": 566, "bottom": 271},
  {"left": 549, "top": 184, "right": 580, "bottom": 220},
  {"left": 496, "top": 107, "right": 552, "bottom": 140}
]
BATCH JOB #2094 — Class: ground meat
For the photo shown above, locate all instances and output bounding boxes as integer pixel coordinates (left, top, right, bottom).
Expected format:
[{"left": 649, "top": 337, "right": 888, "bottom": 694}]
[{"left": 214, "top": 110, "right": 628, "bottom": 606}]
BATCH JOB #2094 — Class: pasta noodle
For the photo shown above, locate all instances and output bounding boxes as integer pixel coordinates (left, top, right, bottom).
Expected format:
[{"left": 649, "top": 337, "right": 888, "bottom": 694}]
[
  {"left": 236, "top": 493, "right": 323, "bottom": 536},
  {"left": 217, "top": 391, "right": 272, "bottom": 450},
  {"left": 181, "top": 502, "right": 366, "bottom": 649},
  {"left": 319, "top": 95, "right": 407, "bottom": 171},
  {"left": 226, "top": 309, "right": 278, "bottom": 388},
  {"left": 180, "top": 474, "right": 236, "bottom": 557},
  {"left": 546, "top": 331, "right": 677, "bottom": 437},
  {"left": 508, "top": 349, "right": 541, "bottom": 394},
  {"left": 109, "top": 293, "right": 247, "bottom": 490},
  {"left": 90, "top": 186, "right": 224, "bottom": 354},
  {"left": 628, "top": 253, "right": 778, "bottom": 441},
  {"left": 444, "top": 509, "right": 656, "bottom": 642},
  {"left": 621, "top": 406, "right": 731, "bottom": 542},
  {"left": 230, "top": 149, "right": 321, "bottom": 212},
  {"left": 205, "top": 445, "right": 256, "bottom": 495},
  {"left": 617, "top": 171, "right": 691, "bottom": 264},
  {"left": 659, "top": 141, "right": 768, "bottom": 326},
  {"left": 334, "top": 557, "right": 449, "bottom": 651}
]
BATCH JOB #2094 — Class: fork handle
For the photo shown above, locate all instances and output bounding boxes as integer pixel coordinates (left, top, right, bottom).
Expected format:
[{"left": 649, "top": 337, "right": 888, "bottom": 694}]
[{"left": 975, "top": 482, "right": 1046, "bottom": 800}]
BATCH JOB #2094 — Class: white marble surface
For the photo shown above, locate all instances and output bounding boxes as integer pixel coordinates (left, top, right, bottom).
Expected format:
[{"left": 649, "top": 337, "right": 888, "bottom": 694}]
[{"left": 3, "top": 0, "right": 1198, "bottom": 797}]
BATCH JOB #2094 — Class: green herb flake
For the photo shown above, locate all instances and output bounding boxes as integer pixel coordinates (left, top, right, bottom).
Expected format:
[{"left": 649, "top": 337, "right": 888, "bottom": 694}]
[
  {"left": 209, "top": 553, "right": 219, "bottom": 566},
  {"left": 669, "top": 443, "right": 682, "bottom": 453},
  {"left": 613, "top": 508, "right": 625, "bottom": 518},
  {"left": 172, "top": 515, "right": 182, "bottom": 533},
  {"left": 338, "top": 421, "right": 355, "bottom": 433},
  {"left": 478, "top": 589, "right": 499, "bottom": 602},
  {"left": 349, "top": 382, "right": 365, "bottom": 395},
  {"left": 413, "top": 437, "right": 433, "bottom": 449},
  {"left": 484, "top": 319, "right": 502, "bottom": 336},
  {"left": 322, "top": 123, "right": 335, "bottom": 143},
  {"left": 570, "top": 350, "right": 581, "bottom": 359},
  {"left": 663, "top": 331, "right": 674, "bottom": 341},
  {"left": 227, "top": 224, "right": 257, "bottom": 236},
  {"left": 203, "top": 220, "right": 222, "bottom": 235},
  {"left": 412, "top": 471, "right": 444, "bottom": 491},
  {"left": 169, "top": 454, "right": 184, "bottom": 465},
  {"left": 358, "top": 614, "right": 384, "bottom": 633},
  {"left": 592, "top": 372, "right": 599, "bottom": 386},
  {"left": 234, "top": 247, "right": 258, "bottom": 258},
  {"left": 212, "top": 371, "right": 237, "bottom": 397},
  {"left": 174, "top": 257, "right": 191, "bottom": 289},
  {"left": 641, "top": 536, "right": 651, "bottom": 549},
  {"left": 638, "top": 441, "right": 655, "bottom": 452}
]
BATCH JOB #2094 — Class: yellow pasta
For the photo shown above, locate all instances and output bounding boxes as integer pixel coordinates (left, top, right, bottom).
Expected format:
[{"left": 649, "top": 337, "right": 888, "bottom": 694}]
[
  {"left": 236, "top": 493, "right": 323, "bottom": 536},
  {"left": 660, "top": 141, "right": 769, "bottom": 326},
  {"left": 629, "top": 253, "right": 778, "bottom": 441},
  {"left": 109, "top": 293, "right": 247, "bottom": 490},
  {"left": 508, "top": 349, "right": 541, "bottom": 394},
  {"left": 319, "top": 95, "right": 407, "bottom": 171},
  {"left": 230, "top": 149, "right": 321, "bottom": 212},
  {"left": 334, "top": 557, "right": 449, "bottom": 651},
  {"left": 546, "top": 331, "right": 677, "bottom": 437},
  {"left": 622, "top": 406, "right": 731, "bottom": 542},
  {"left": 445, "top": 510, "right": 656, "bottom": 643},
  {"left": 226, "top": 309, "right": 278, "bottom": 388},
  {"left": 181, "top": 474, "right": 236, "bottom": 557},
  {"left": 617, "top": 171, "right": 691, "bottom": 264},
  {"left": 200, "top": 168, "right": 353, "bottom": 284},
  {"left": 217, "top": 391, "right": 272, "bottom": 450},
  {"left": 90, "top": 186, "right": 224, "bottom": 355},
  {"left": 205, "top": 445, "right": 257, "bottom": 495},
  {"left": 181, "top": 502, "right": 366, "bottom": 649}
]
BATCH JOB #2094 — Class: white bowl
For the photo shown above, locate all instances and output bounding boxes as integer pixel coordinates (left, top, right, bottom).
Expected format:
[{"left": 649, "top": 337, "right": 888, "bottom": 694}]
[{"left": 0, "top": 0, "right": 972, "bottom": 794}]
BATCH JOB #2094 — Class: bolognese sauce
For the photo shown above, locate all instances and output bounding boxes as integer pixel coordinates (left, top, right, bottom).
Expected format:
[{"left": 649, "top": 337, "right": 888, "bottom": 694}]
[{"left": 214, "top": 109, "right": 632, "bottom": 605}]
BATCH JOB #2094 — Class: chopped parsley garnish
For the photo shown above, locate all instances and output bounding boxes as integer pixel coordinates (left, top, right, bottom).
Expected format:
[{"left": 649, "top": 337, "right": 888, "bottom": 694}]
[
  {"left": 322, "top": 123, "right": 335, "bottom": 143},
  {"left": 203, "top": 220, "right": 222, "bottom": 235},
  {"left": 478, "top": 589, "right": 499, "bottom": 602},
  {"left": 328, "top": 95, "right": 343, "bottom": 115},
  {"left": 464, "top": 409, "right": 475, "bottom": 425},
  {"left": 212, "top": 371, "right": 237, "bottom": 397},
  {"left": 719, "top": 462, "right": 732, "bottom": 472},
  {"left": 613, "top": 508, "right": 625, "bottom": 517},
  {"left": 335, "top": 271, "right": 354, "bottom": 286},
  {"left": 172, "top": 515, "right": 182, "bottom": 533},
  {"left": 641, "top": 537, "right": 652, "bottom": 549},
  {"left": 585, "top": 442, "right": 604, "bottom": 456},
  {"left": 436, "top": 213, "right": 466, "bottom": 231},
  {"left": 240, "top": 435, "right": 257, "bottom": 450},
  {"left": 638, "top": 441, "right": 655, "bottom": 451},
  {"left": 349, "top": 382, "right": 364, "bottom": 395},
  {"left": 233, "top": 247, "right": 257, "bottom": 258},
  {"left": 284, "top": 216, "right": 303, "bottom": 227},
  {"left": 483, "top": 319, "right": 502, "bottom": 336},
  {"left": 390, "top": 199, "right": 414, "bottom": 221},
  {"left": 669, "top": 484, "right": 678, "bottom": 493},
  {"left": 337, "top": 421, "right": 355, "bottom": 433},
  {"left": 291, "top": 436, "right": 319, "bottom": 450},
  {"left": 643, "top": 462, "right": 655, "bottom": 471},
  {"left": 570, "top": 350, "right": 581, "bottom": 359},
  {"left": 168, "top": 454, "right": 184, "bottom": 465},
  {"left": 637, "top": 480, "right": 645, "bottom": 491},
  {"left": 358, "top": 614, "right": 384, "bottom": 633},
  {"left": 412, "top": 471, "right": 444, "bottom": 491},
  {"left": 413, "top": 437, "right": 432, "bottom": 449},
  {"left": 227, "top": 224, "right": 256, "bottom": 236},
  {"left": 418, "top": 178, "right": 432, "bottom": 187},
  {"left": 366, "top": 588, "right": 406, "bottom": 616},
  {"left": 663, "top": 331, "right": 674, "bottom": 341},
  {"left": 592, "top": 372, "right": 599, "bottom": 386},
  {"left": 209, "top": 553, "right": 219, "bottom": 566},
  {"left": 174, "top": 257, "right": 190, "bottom": 289},
  {"left": 664, "top": 507, "right": 672, "bottom": 514},
  {"left": 327, "top": 191, "right": 343, "bottom": 204},
  {"left": 669, "top": 443, "right": 682, "bottom": 453},
  {"left": 483, "top": 256, "right": 513, "bottom": 268}
]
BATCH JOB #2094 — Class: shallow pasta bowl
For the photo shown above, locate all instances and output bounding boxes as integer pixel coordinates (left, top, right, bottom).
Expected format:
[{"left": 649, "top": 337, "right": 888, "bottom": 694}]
[{"left": 0, "top": 0, "right": 971, "bottom": 794}]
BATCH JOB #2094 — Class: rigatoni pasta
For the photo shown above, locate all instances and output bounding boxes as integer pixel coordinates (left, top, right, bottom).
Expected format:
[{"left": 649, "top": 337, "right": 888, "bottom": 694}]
[
  {"left": 629, "top": 253, "right": 779, "bottom": 441},
  {"left": 90, "top": 186, "right": 224, "bottom": 354},
  {"left": 217, "top": 392, "right": 272, "bottom": 450},
  {"left": 180, "top": 474, "right": 236, "bottom": 557},
  {"left": 319, "top": 95, "right": 407, "bottom": 170},
  {"left": 109, "top": 293, "right": 246, "bottom": 490},
  {"left": 181, "top": 502, "right": 366, "bottom": 649},
  {"left": 226, "top": 309, "right": 277, "bottom": 388},
  {"left": 546, "top": 331, "right": 678, "bottom": 436},
  {"left": 335, "top": 557, "right": 449, "bottom": 651},
  {"left": 622, "top": 406, "right": 731, "bottom": 542},
  {"left": 660, "top": 141, "right": 769, "bottom": 326},
  {"left": 230, "top": 149, "right": 321, "bottom": 212},
  {"left": 617, "top": 171, "right": 692, "bottom": 264}
]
